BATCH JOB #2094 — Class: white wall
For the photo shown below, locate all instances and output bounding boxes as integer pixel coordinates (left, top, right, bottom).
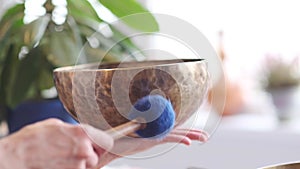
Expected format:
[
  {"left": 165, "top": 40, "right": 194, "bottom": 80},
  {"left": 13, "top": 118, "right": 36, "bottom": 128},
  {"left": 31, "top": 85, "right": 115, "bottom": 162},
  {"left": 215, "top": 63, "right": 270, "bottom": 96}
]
[{"left": 145, "top": 0, "right": 300, "bottom": 79}]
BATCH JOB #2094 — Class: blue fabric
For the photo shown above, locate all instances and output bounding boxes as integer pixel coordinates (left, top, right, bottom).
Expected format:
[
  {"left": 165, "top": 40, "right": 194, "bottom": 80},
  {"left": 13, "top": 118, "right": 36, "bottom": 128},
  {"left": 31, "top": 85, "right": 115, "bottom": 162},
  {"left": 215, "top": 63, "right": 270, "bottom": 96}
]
[
  {"left": 7, "top": 99, "right": 78, "bottom": 133},
  {"left": 129, "top": 95, "right": 175, "bottom": 139}
]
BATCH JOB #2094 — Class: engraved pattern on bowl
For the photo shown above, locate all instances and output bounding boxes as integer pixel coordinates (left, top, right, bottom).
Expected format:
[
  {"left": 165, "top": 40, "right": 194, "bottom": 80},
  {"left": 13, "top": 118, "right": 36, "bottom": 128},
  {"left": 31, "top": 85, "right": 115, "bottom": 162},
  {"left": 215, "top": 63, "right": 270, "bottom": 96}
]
[{"left": 53, "top": 59, "right": 209, "bottom": 130}]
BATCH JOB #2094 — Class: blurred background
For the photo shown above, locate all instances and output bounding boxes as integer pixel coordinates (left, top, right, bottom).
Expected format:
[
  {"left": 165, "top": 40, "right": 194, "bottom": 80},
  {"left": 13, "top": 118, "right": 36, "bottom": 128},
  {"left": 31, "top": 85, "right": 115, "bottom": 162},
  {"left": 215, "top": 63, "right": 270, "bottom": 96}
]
[
  {"left": 1, "top": 0, "right": 300, "bottom": 131},
  {"left": 1, "top": 0, "right": 300, "bottom": 168},
  {"left": 110, "top": 0, "right": 300, "bottom": 168},
  {"left": 144, "top": 0, "right": 300, "bottom": 130}
]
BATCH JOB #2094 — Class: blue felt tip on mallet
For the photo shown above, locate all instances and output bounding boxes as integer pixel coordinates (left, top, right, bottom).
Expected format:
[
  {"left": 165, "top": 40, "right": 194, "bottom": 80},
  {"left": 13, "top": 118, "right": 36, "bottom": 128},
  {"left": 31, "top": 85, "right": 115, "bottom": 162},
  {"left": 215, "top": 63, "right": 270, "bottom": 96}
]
[{"left": 106, "top": 95, "right": 176, "bottom": 140}]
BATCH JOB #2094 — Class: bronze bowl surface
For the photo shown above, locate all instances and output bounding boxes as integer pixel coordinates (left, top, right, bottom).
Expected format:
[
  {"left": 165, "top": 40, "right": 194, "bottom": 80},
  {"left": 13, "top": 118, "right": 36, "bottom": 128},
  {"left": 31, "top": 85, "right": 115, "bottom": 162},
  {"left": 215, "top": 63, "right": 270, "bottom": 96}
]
[
  {"left": 53, "top": 59, "right": 209, "bottom": 130},
  {"left": 260, "top": 162, "right": 300, "bottom": 169}
]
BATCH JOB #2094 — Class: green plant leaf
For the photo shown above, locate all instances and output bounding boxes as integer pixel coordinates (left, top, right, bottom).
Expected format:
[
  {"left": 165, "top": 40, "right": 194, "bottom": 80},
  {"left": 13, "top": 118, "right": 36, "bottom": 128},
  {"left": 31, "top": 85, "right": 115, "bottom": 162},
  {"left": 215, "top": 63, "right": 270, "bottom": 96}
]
[
  {"left": 9, "top": 47, "right": 42, "bottom": 107},
  {"left": 0, "top": 18, "right": 24, "bottom": 65},
  {"left": 45, "top": 28, "right": 79, "bottom": 66},
  {"left": 98, "top": 0, "right": 159, "bottom": 32},
  {"left": 36, "top": 51, "right": 55, "bottom": 90},
  {"left": 0, "top": 19, "right": 26, "bottom": 105},
  {"left": 0, "top": 45, "right": 14, "bottom": 104},
  {"left": 67, "top": 0, "right": 103, "bottom": 25},
  {"left": 0, "top": 105, "right": 8, "bottom": 122},
  {"left": 0, "top": 44, "right": 21, "bottom": 107},
  {"left": 0, "top": 4, "right": 25, "bottom": 60},
  {"left": 38, "top": 68, "right": 54, "bottom": 90},
  {"left": 0, "top": 4, "right": 24, "bottom": 41},
  {"left": 77, "top": 24, "right": 96, "bottom": 37},
  {"left": 110, "top": 26, "right": 145, "bottom": 60},
  {"left": 0, "top": 4, "right": 24, "bottom": 28},
  {"left": 84, "top": 45, "right": 122, "bottom": 63},
  {"left": 77, "top": 23, "right": 144, "bottom": 62},
  {"left": 67, "top": 16, "right": 85, "bottom": 63},
  {"left": 22, "top": 15, "right": 51, "bottom": 48},
  {"left": 47, "top": 34, "right": 78, "bottom": 66}
]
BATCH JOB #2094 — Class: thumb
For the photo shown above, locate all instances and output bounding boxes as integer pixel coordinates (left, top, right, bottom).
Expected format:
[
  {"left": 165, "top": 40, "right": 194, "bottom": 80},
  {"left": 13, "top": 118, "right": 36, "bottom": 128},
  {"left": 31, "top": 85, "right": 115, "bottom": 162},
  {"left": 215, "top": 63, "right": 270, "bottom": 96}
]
[{"left": 81, "top": 124, "right": 114, "bottom": 151}]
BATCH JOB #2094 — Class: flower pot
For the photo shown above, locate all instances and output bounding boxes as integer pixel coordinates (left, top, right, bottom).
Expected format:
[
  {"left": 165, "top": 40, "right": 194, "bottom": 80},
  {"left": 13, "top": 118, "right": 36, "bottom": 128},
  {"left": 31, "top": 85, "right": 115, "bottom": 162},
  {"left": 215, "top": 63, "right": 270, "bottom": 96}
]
[
  {"left": 7, "top": 99, "right": 78, "bottom": 133},
  {"left": 268, "top": 86, "right": 298, "bottom": 121}
]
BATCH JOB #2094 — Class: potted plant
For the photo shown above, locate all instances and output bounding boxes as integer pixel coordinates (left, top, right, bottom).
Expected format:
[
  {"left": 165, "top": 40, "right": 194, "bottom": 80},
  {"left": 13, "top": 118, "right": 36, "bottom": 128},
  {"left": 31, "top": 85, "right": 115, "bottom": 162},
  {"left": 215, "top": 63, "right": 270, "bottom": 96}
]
[
  {"left": 261, "top": 54, "right": 300, "bottom": 121},
  {"left": 0, "top": 0, "right": 158, "bottom": 133}
]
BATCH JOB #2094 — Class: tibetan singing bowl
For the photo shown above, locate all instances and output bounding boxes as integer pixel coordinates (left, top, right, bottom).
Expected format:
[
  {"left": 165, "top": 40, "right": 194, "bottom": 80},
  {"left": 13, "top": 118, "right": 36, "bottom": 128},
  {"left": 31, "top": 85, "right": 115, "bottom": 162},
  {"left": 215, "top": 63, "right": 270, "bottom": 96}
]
[
  {"left": 53, "top": 59, "right": 209, "bottom": 130},
  {"left": 260, "top": 162, "right": 300, "bottom": 169}
]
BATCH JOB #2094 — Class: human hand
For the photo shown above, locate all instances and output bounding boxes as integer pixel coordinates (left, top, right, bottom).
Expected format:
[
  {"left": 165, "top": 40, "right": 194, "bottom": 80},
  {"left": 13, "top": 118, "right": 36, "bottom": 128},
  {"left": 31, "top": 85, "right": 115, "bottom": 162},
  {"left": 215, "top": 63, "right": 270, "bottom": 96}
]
[
  {"left": 0, "top": 119, "right": 113, "bottom": 169},
  {"left": 0, "top": 118, "right": 207, "bottom": 169},
  {"left": 97, "top": 128, "right": 208, "bottom": 168}
]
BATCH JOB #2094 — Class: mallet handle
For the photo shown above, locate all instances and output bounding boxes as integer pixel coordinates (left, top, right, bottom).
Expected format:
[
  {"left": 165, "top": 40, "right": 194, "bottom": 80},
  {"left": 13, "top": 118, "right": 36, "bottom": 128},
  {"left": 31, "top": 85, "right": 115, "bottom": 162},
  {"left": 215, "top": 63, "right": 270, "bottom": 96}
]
[{"left": 106, "top": 119, "right": 144, "bottom": 140}]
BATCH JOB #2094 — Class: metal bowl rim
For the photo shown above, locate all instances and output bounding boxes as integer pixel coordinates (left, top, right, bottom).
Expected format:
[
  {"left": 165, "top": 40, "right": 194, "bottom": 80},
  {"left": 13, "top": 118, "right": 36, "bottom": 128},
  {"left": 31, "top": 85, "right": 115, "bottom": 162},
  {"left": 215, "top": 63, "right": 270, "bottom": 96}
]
[
  {"left": 53, "top": 59, "right": 205, "bottom": 72},
  {"left": 259, "top": 161, "right": 300, "bottom": 169}
]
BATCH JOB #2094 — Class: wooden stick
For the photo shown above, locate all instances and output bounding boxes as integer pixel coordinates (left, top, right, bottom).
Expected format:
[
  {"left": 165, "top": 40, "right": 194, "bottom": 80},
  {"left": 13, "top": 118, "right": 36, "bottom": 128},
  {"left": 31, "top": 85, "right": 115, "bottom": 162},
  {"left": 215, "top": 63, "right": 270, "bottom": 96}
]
[{"left": 106, "top": 119, "right": 145, "bottom": 140}]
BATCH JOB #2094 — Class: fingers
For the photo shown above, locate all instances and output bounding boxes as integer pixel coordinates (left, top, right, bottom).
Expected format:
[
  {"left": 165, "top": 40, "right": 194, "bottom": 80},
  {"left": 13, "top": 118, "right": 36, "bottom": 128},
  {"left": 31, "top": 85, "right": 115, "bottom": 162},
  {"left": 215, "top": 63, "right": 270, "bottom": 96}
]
[
  {"left": 170, "top": 128, "right": 209, "bottom": 142},
  {"left": 80, "top": 124, "right": 114, "bottom": 152},
  {"left": 69, "top": 124, "right": 114, "bottom": 169},
  {"left": 85, "top": 154, "right": 98, "bottom": 169},
  {"left": 173, "top": 128, "right": 208, "bottom": 135},
  {"left": 160, "top": 128, "right": 208, "bottom": 146},
  {"left": 75, "top": 139, "right": 99, "bottom": 168},
  {"left": 162, "top": 134, "right": 192, "bottom": 145},
  {"left": 93, "top": 128, "right": 209, "bottom": 167}
]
